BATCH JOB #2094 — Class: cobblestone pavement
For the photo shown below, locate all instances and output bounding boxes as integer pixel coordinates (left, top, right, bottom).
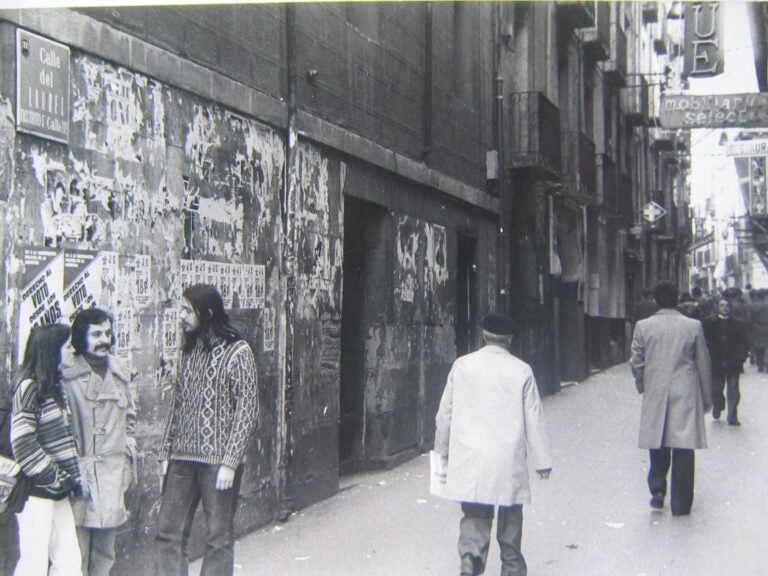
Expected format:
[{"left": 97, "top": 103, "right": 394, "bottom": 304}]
[{"left": 194, "top": 362, "right": 768, "bottom": 576}]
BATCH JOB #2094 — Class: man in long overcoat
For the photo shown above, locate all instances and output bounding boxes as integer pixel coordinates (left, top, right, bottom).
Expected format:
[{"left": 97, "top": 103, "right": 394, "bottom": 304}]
[
  {"left": 63, "top": 308, "right": 137, "bottom": 576},
  {"left": 630, "top": 281, "right": 712, "bottom": 517},
  {"left": 435, "top": 313, "right": 551, "bottom": 576}
]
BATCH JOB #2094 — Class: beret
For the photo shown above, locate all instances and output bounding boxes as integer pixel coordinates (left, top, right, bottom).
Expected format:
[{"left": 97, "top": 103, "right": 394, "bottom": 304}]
[{"left": 481, "top": 313, "right": 517, "bottom": 336}]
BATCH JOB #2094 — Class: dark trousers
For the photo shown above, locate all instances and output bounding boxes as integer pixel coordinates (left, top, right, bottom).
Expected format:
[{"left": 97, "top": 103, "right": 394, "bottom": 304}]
[
  {"left": 648, "top": 447, "right": 695, "bottom": 515},
  {"left": 458, "top": 502, "right": 526, "bottom": 576},
  {"left": 0, "top": 513, "right": 18, "bottom": 576},
  {"left": 155, "top": 461, "right": 243, "bottom": 576},
  {"left": 712, "top": 372, "right": 741, "bottom": 421},
  {"left": 754, "top": 348, "right": 765, "bottom": 371}
]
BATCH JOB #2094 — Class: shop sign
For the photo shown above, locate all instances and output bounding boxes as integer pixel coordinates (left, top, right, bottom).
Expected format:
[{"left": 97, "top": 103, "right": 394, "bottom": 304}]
[
  {"left": 16, "top": 29, "right": 70, "bottom": 144},
  {"left": 684, "top": 2, "right": 723, "bottom": 78},
  {"left": 724, "top": 140, "right": 768, "bottom": 157},
  {"left": 660, "top": 93, "right": 768, "bottom": 129}
]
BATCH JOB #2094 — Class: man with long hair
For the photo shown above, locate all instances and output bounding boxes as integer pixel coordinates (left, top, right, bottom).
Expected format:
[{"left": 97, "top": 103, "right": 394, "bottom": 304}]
[
  {"left": 156, "top": 283, "right": 258, "bottom": 576},
  {"left": 11, "top": 323, "right": 82, "bottom": 576},
  {"left": 62, "top": 307, "right": 137, "bottom": 576}
]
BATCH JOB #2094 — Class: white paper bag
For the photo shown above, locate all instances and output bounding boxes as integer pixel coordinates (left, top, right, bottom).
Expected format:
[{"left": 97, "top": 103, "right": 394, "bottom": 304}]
[{"left": 429, "top": 450, "right": 447, "bottom": 496}]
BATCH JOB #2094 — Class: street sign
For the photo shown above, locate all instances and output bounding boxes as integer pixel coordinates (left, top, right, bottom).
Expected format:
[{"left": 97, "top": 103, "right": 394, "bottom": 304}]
[
  {"left": 643, "top": 201, "right": 668, "bottom": 223},
  {"left": 660, "top": 93, "right": 768, "bottom": 129}
]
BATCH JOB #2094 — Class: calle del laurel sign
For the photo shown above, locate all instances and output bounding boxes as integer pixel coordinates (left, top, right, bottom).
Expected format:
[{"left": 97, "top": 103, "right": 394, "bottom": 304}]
[
  {"left": 660, "top": 93, "right": 768, "bottom": 130},
  {"left": 16, "top": 29, "right": 70, "bottom": 144}
]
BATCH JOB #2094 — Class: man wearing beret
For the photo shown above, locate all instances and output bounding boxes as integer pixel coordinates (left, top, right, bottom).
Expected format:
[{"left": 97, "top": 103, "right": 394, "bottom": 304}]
[{"left": 435, "top": 313, "right": 552, "bottom": 576}]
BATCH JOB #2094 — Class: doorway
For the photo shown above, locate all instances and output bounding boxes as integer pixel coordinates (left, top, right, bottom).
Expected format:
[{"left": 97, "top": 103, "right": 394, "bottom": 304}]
[
  {"left": 456, "top": 233, "right": 477, "bottom": 356},
  {"left": 339, "top": 197, "right": 387, "bottom": 475}
]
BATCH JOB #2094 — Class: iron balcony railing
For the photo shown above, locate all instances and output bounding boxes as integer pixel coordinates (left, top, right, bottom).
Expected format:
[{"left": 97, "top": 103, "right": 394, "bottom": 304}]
[
  {"left": 508, "top": 92, "right": 561, "bottom": 177},
  {"left": 603, "top": 16, "right": 628, "bottom": 83},
  {"left": 578, "top": 1, "right": 611, "bottom": 61},
  {"left": 642, "top": 2, "right": 659, "bottom": 24},
  {"left": 555, "top": 1, "right": 595, "bottom": 30},
  {"left": 561, "top": 131, "right": 596, "bottom": 200}
]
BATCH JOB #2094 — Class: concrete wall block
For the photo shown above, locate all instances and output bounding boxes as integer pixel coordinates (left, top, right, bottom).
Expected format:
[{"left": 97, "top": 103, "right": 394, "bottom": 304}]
[
  {"left": 77, "top": 6, "right": 147, "bottom": 36},
  {"left": 183, "top": 19, "right": 219, "bottom": 69},
  {"left": 144, "top": 7, "right": 189, "bottom": 56}
]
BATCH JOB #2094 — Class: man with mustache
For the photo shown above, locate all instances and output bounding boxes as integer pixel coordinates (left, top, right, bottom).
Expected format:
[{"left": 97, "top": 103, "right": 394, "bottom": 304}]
[
  {"left": 155, "top": 284, "right": 258, "bottom": 576},
  {"left": 62, "top": 307, "right": 137, "bottom": 576}
]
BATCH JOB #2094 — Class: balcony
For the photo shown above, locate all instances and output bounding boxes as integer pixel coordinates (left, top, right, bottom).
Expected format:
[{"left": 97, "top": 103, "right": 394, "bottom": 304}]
[
  {"left": 561, "top": 131, "right": 596, "bottom": 200},
  {"left": 642, "top": 2, "right": 659, "bottom": 24},
  {"left": 620, "top": 74, "right": 649, "bottom": 126},
  {"left": 556, "top": 1, "right": 595, "bottom": 31},
  {"left": 597, "top": 153, "right": 617, "bottom": 211},
  {"left": 600, "top": 11, "right": 627, "bottom": 85},
  {"left": 578, "top": 1, "right": 610, "bottom": 62},
  {"left": 508, "top": 92, "right": 562, "bottom": 177}
]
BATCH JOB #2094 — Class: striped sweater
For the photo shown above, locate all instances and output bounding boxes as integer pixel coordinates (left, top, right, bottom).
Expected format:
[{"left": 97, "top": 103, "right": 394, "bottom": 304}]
[
  {"left": 10, "top": 379, "right": 80, "bottom": 499},
  {"left": 161, "top": 338, "right": 258, "bottom": 469}
]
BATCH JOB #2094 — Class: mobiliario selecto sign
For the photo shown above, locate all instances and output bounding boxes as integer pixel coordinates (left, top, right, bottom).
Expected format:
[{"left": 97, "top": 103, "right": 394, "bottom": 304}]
[{"left": 660, "top": 93, "right": 768, "bottom": 129}]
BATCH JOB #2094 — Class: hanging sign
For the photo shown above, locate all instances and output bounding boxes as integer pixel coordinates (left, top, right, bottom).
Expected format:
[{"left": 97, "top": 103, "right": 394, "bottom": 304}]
[
  {"left": 16, "top": 29, "right": 70, "bottom": 144},
  {"left": 643, "top": 201, "right": 668, "bottom": 223},
  {"left": 683, "top": 2, "right": 724, "bottom": 78},
  {"left": 660, "top": 93, "right": 768, "bottom": 129}
]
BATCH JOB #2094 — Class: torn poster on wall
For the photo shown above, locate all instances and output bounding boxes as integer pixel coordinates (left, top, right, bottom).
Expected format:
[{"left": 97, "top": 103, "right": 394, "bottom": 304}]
[
  {"left": 396, "top": 217, "right": 420, "bottom": 303},
  {"left": 114, "top": 308, "right": 133, "bottom": 360},
  {"left": 179, "top": 259, "right": 265, "bottom": 310},
  {"left": 62, "top": 249, "right": 102, "bottom": 322},
  {"left": 18, "top": 247, "right": 65, "bottom": 362},
  {"left": 162, "top": 307, "right": 180, "bottom": 362},
  {"left": 263, "top": 307, "right": 274, "bottom": 352}
]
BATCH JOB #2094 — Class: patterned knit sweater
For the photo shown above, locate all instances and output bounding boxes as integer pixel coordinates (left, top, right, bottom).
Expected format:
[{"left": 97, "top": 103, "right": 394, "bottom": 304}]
[
  {"left": 11, "top": 379, "right": 81, "bottom": 499},
  {"left": 161, "top": 338, "right": 258, "bottom": 469}
]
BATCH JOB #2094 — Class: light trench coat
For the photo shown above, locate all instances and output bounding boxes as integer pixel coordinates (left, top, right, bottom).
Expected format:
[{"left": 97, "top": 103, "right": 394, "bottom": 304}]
[
  {"left": 434, "top": 344, "right": 551, "bottom": 506},
  {"left": 630, "top": 308, "right": 712, "bottom": 450},
  {"left": 62, "top": 351, "right": 137, "bottom": 528}
]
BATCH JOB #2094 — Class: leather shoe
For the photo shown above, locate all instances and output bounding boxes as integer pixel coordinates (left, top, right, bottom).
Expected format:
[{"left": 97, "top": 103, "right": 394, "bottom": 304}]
[
  {"left": 727, "top": 418, "right": 741, "bottom": 426},
  {"left": 650, "top": 492, "right": 664, "bottom": 509},
  {"left": 712, "top": 409, "right": 721, "bottom": 420}
]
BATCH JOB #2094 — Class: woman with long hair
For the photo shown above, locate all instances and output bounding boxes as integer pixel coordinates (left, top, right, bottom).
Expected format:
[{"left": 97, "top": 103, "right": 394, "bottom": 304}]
[{"left": 11, "top": 323, "right": 82, "bottom": 576}]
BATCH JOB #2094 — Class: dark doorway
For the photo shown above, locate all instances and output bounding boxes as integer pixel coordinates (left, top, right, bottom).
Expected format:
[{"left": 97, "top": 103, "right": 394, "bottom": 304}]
[
  {"left": 340, "top": 197, "right": 387, "bottom": 475},
  {"left": 456, "top": 233, "right": 477, "bottom": 356}
]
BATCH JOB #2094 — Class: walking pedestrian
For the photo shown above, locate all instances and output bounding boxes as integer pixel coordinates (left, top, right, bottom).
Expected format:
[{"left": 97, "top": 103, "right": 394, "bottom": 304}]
[
  {"left": 155, "top": 284, "right": 258, "bottom": 576},
  {"left": 11, "top": 324, "right": 82, "bottom": 575},
  {"left": 629, "top": 280, "right": 712, "bottom": 517},
  {"left": 690, "top": 286, "right": 715, "bottom": 321},
  {"left": 704, "top": 298, "right": 750, "bottom": 425},
  {"left": 748, "top": 288, "right": 768, "bottom": 372},
  {"left": 63, "top": 308, "right": 138, "bottom": 576},
  {"left": 434, "top": 313, "right": 551, "bottom": 576}
]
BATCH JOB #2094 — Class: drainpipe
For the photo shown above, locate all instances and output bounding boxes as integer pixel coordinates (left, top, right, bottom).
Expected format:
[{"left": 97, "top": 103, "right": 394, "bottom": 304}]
[
  {"left": 423, "top": 3, "right": 433, "bottom": 159},
  {"left": 278, "top": 2, "right": 298, "bottom": 521},
  {"left": 495, "top": 1, "right": 510, "bottom": 314}
]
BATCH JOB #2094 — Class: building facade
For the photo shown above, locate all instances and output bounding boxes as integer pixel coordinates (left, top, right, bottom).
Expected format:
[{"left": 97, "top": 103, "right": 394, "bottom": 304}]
[{"left": 0, "top": 3, "right": 687, "bottom": 573}]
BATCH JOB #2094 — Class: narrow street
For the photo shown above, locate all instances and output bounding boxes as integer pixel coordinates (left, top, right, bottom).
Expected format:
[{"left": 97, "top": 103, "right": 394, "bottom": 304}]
[{"left": 196, "top": 362, "right": 768, "bottom": 576}]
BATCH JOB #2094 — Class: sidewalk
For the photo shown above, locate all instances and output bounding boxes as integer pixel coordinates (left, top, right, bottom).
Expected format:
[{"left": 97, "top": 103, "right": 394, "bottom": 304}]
[{"left": 194, "top": 363, "right": 768, "bottom": 575}]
